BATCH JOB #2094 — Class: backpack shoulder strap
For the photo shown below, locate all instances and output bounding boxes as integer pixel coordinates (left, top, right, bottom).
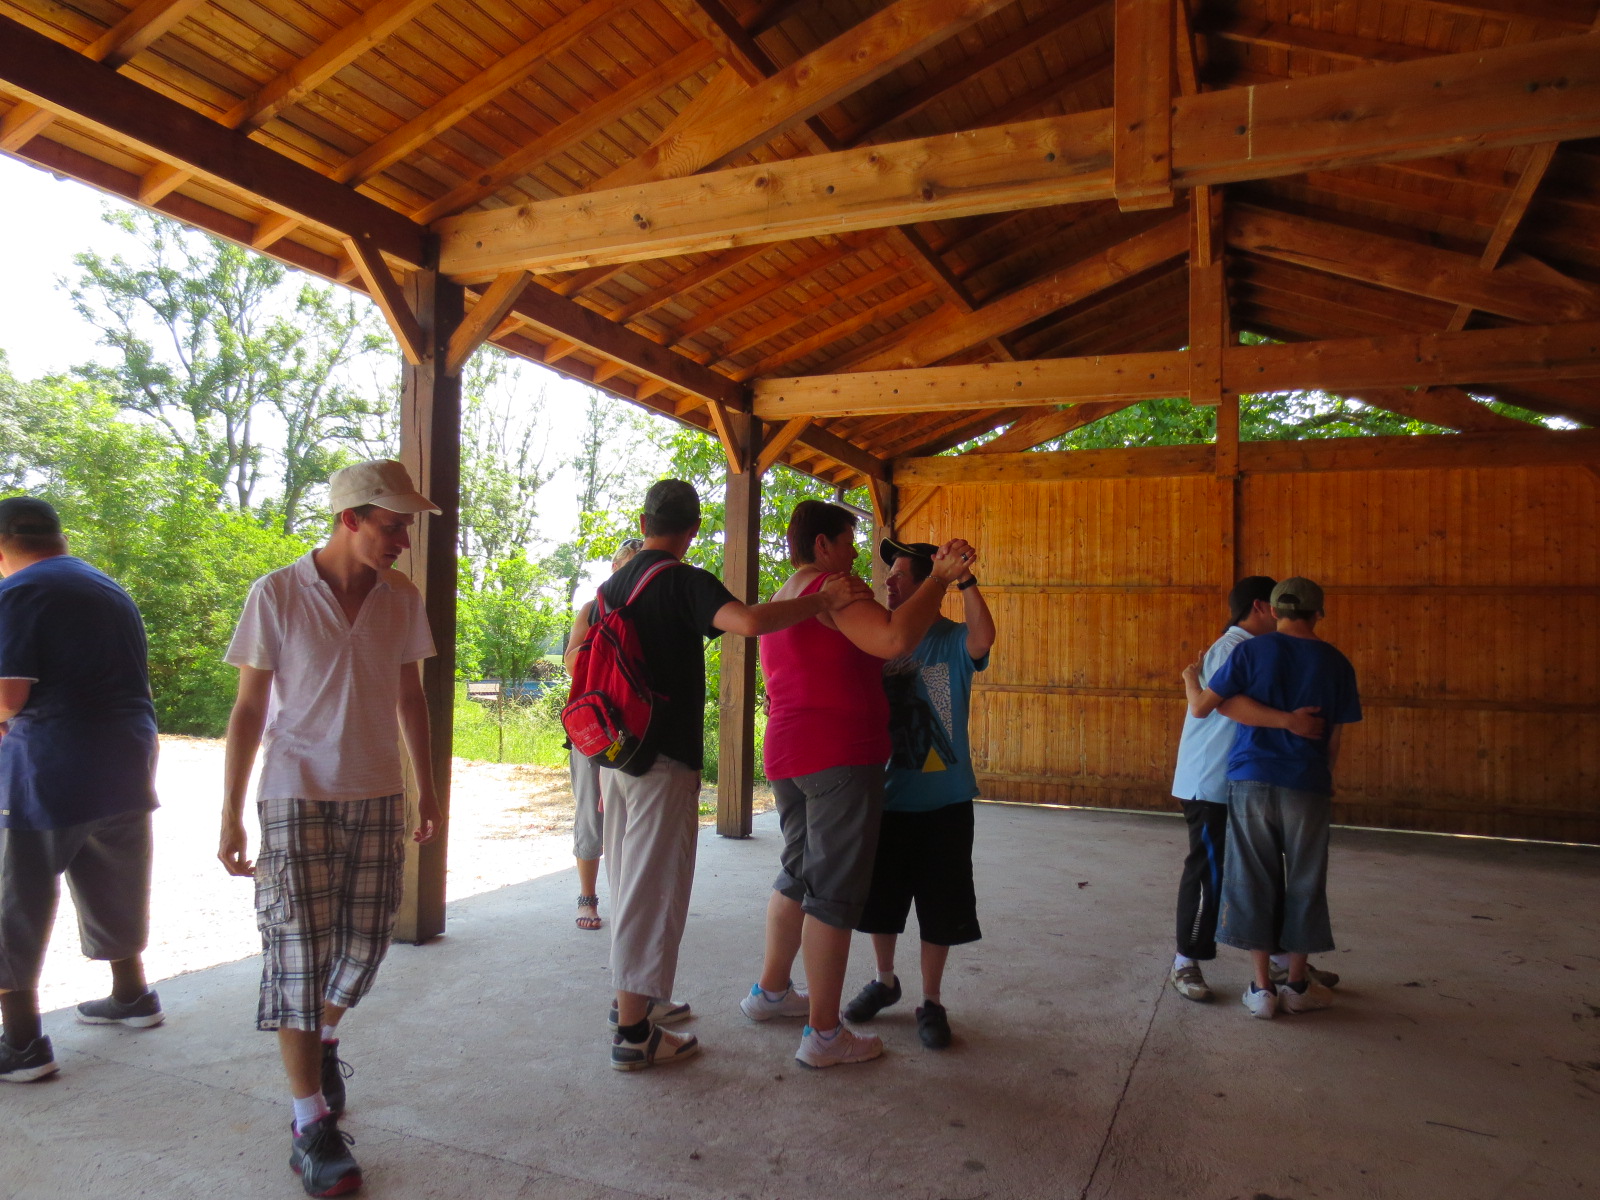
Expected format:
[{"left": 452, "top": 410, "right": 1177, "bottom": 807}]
[{"left": 622, "top": 558, "right": 680, "bottom": 606}]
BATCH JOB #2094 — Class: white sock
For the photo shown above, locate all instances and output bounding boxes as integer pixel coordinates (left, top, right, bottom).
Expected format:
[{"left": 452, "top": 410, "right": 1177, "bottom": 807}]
[
  {"left": 812, "top": 1023, "right": 841, "bottom": 1041},
  {"left": 320, "top": 1025, "right": 339, "bottom": 1043},
  {"left": 1174, "top": 954, "right": 1197, "bottom": 971},
  {"left": 1269, "top": 954, "right": 1289, "bottom": 971},
  {"left": 292, "top": 1093, "right": 329, "bottom": 1133},
  {"left": 760, "top": 984, "right": 788, "bottom": 1002},
  {"left": 877, "top": 969, "right": 897, "bottom": 988}
]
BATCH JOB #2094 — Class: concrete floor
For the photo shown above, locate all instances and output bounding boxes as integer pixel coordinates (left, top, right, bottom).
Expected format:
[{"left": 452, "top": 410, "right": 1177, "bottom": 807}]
[{"left": 3, "top": 803, "right": 1598, "bottom": 1200}]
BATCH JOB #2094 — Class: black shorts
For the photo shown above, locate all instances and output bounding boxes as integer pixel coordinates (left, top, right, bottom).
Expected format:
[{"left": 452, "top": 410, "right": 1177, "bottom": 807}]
[{"left": 855, "top": 801, "right": 981, "bottom": 946}]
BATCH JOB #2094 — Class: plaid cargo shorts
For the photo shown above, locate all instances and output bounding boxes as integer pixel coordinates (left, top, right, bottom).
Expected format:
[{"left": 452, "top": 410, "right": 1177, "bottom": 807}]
[{"left": 254, "top": 794, "right": 406, "bottom": 1032}]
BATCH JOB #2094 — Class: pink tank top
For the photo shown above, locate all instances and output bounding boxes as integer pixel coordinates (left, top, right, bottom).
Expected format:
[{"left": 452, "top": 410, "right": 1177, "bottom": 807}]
[{"left": 760, "top": 572, "right": 891, "bottom": 780}]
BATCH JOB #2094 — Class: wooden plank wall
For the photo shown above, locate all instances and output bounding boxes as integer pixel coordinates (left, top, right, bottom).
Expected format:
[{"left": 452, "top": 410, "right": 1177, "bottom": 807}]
[{"left": 895, "top": 464, "right": 1600, "bottom": 844}]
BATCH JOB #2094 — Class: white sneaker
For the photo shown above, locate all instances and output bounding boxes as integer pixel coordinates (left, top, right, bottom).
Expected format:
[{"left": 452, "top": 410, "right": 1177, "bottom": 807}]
[
  {"left": 1242, "top": 984, "right": 1278, "bottom": 1020},
  {"left": 795, "top": 1024, "right": 883, "bottom": 1069},
  {"left": 740, "top": 983, "right": 810, "bottom": 1022},
  {"left": 608, "top": 997, "right": 691, "bottom": 1030},
  {"left": 1278, "top": 980, "right": 1334, "bottom": 1014},
  {"left": 1270, "top": 961, "right": 1341, "bottom": 989},
  {"left": 611, "top": 1024, "right": 701, "bottom": 1071}
]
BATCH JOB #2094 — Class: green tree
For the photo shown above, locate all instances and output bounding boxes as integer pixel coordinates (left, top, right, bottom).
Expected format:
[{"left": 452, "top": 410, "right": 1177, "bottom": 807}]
[
  {"left": 458, "top": 350, "right": 556, "bottom": 583},
  {"left": 69, "top": 208, "right": 391, "bottom": 532}
]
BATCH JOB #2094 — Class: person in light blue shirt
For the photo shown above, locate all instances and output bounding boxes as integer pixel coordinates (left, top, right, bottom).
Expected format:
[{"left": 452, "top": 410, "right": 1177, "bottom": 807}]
[{"left": 843, "top": 537, "right": 994, "bottom": 1050}]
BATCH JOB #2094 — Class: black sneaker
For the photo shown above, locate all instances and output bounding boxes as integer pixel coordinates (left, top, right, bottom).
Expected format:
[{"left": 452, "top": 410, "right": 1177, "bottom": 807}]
[
  {"left": 843, "top": 978, "right": 902, "bottom": 1023},
  {"left": 916, "top": 1001, "right": 952, "bottom": 1049},
  {"left": 290, "top": 1114, "right": 362, "bottom": 1197},
  {"left": 321, "top": 1040, "right": 353, "bottom": 1116},
  {"left": 76, "top": 990, "right": 164, "bottom": 1028},
  {"left": 0, "top": 1036, "right": 58, "bottom": 1083}
]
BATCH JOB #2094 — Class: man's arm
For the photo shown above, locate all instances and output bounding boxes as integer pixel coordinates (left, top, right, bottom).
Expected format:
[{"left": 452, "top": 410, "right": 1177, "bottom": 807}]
[
  {"left": 1217, "top": 695, "right": 1326, "bottom": 739},
  {"left": 219, "top": 665, "right": 272, "bottom": 877},
  {"left": 397, "top": 661, "right": 441, "bottom": 844},
  {"left": 960, "top": 578, "right": 995, "bottom": 661},
  {"left": 712, "top": 572, "right": 873, "bottom": 637},
  {"left": 1327, "top": 723, "right": 1344, "bottom": 772},
  {"left": 0, "top": 678, "right": 32, "bottom": 723}
]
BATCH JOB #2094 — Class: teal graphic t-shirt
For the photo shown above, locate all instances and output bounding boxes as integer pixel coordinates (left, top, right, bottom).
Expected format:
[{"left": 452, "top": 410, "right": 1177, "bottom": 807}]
[{"left": 883, "top": 618, "right": 989, "bottom": 813}]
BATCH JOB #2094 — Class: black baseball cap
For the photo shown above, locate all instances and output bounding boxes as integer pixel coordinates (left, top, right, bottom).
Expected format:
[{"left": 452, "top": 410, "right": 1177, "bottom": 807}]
[
  {"left": 642, "top": 479, "right": 700, "bottom": 524},
  {"left": 880, "top": 536, "right": 939, "bottom": 567},
  {"left": 0, "top": 496, "right": 62, "bottom": 537}
]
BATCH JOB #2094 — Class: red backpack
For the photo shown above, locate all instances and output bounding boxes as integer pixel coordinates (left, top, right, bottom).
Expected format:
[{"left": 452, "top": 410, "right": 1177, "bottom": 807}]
[{"left": 561, "top": 558, "right": 678, "bottom": 775}]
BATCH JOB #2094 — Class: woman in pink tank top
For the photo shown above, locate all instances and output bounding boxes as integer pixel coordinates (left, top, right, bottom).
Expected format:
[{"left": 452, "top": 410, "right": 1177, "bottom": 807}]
[{"left": 743, "top": 500, "right": 973, "bottom": 1068}]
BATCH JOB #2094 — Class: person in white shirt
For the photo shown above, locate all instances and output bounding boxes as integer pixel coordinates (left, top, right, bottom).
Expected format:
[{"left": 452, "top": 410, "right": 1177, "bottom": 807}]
[
  {"left": 1168, "top": 578, "right": 1308, "bottom": 1000},
  {"left": 218, "top": 459, "right": 441, "bottom": 1198}
]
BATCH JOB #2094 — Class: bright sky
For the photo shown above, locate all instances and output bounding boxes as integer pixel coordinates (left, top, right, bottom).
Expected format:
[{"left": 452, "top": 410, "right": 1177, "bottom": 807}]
[{"left": 0, "top": 153, "right": 660, "bottom": 597}]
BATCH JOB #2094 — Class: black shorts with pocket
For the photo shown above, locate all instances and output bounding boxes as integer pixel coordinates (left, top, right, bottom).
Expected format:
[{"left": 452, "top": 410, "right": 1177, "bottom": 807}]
[{"left": 855, "top": 801, "right": 981, "bottom": 947}]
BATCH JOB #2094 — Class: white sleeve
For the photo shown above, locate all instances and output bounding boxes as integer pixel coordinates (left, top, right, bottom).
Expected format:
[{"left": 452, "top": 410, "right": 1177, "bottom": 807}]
[
  {"left": 400, "top": 589, "right": 436, "bottom": 664},
  {"left": 224, "top": 578, "right": 279, "bottom": 670}
]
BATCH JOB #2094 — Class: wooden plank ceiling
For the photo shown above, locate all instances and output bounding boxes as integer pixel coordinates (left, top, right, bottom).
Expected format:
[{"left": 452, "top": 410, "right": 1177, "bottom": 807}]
[{"left": 2, "top": 0, "right": 1599, "bottom": 486}]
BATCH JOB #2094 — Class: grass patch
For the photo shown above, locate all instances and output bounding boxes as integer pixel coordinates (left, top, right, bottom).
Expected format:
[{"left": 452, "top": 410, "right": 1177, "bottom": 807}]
[{"left": 452, "top": 684, "right": 570, "bottom": 767}]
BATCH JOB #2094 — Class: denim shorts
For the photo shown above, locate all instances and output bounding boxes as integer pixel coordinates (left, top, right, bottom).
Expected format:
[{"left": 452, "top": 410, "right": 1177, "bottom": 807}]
[{"left": 1217, "top": 780, "right": 1335, "bottom": 955}]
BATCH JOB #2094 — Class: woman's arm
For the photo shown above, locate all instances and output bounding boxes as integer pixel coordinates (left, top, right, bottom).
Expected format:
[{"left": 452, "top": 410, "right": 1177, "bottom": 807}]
[{"left": 830, "top": 540, "right": 973, "bottom": 659}]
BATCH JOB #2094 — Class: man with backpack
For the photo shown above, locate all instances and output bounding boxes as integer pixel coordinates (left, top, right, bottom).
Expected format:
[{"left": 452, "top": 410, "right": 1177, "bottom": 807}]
[{"left": 567, "top": 480, "right": 869, "bottom": 1071}]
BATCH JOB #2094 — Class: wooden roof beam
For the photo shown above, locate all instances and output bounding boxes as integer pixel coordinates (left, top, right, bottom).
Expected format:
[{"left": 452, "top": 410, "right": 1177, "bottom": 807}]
[
  {"left": 971, "top": 399, "right": 1145, "bottom": 454},
  {"left": 1204, "top": 16, "right": 1439, "bottom": 67},
  {"left": 847, "top": 215, "right": 1189, "bottom": 371},
  {"left": 439, "top": 31, "right": 1600, "bottom": 278},
  {"left": 1228, "top": 204, "right": 1600, "bottom": 325},
  {"left": 0, "top": 14, "right": 426, "bottom": 265},
  {"left": 1341, "top": 386, "right": 1542, "bottom": 432},
  {"left": 1113, "top": 0, "right": 1175, "bottom": 211},
  {"left": 732, "top": 281, "right": 941, "bottom": 380}
]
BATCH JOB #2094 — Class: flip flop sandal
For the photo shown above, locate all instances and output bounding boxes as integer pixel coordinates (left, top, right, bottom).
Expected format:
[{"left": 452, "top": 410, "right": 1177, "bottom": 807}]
[{"left": 576, "top": 894, "right": 602, "bottom": 931}]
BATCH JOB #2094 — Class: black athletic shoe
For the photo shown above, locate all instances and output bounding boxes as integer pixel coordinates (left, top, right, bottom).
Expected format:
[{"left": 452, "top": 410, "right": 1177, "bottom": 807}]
[
  {"left": 843, "top": 978, "right": 902, "bottom": 1023},
  {"left": 290, "top": 1114, "right": 362, "bottom": 1197},
  {"left": 916, "top": 1001, "right": 952, "bottom": 1050},
  {"left": 320, "top": 1040, "right": 353, "bottom": 1116},
  {"left": 0, "top": 1036, "right": 58, "bottom": 1083}
]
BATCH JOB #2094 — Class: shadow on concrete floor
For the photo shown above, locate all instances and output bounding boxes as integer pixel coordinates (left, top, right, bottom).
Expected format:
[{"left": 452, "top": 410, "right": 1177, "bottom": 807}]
[{"left": 4, "top": 803, "right": 1598, "bottom": 1199}]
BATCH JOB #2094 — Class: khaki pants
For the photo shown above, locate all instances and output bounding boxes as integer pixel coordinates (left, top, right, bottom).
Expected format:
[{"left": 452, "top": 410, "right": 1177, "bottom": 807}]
[{"left": 601, "top": 754, "right": 700, "bottom": 1000}]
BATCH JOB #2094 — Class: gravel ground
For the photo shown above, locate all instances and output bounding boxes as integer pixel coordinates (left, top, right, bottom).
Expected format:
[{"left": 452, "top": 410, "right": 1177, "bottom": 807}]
[{"left": 34, "top": 736, "right": 772, "bottom": 1014}]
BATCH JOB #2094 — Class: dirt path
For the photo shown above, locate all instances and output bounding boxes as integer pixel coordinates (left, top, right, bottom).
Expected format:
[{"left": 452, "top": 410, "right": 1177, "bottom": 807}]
[{"left": 35, "top": 736, "right": 772, "bottom": 1013}]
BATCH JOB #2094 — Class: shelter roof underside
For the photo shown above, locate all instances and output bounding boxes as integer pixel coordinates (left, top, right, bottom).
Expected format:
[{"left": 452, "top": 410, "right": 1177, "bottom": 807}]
[{"left": 3, "top": 0, "right": 1599, "bottom": 485}]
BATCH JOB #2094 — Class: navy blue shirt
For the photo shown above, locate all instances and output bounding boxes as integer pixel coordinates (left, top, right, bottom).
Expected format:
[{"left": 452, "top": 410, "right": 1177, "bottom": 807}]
[
  {"left": 0, "top": 556, "right": 159, "bottom": 830},
  {"left": 1207, "top": 631, "right": 1361, "bottom": 795}
]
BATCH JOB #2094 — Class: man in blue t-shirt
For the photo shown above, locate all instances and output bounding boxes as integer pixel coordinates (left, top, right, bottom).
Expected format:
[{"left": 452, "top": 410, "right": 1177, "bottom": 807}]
[
  {"left": 843, "top": 537, "right": 994, "bottom": 1050},
  {"left": 1183, "top": 576, "right": 1361, "bottom": 1021},
  {"left": 0, "top": 497, "right": 161, "bottom": 1084}
]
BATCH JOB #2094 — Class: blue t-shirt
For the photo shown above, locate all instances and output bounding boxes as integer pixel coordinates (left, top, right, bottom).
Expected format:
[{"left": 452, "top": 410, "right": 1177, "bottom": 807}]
[
  {"left": 1206, "top": 631, "right": 1361, "bottom": 795},
  {"left": 0, "top": 556, "right": 159, "bottom": 830},
  {"left": 883, "top": 618, "right": 989, "bottom": 813}
]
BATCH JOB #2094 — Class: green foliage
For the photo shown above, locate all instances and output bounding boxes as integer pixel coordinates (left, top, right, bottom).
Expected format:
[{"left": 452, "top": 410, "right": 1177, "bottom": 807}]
[
  {"left": 0, "top": 355, "right": 306, "bottom": 733},
  {"left": 69, "top": 208, "right": 391, "bottom": 533},
  {"left": 451, "top": 683, "right": 570, "bottom": 767},
  {"left": 455, "top": 555, "right": 564, "bottom": 688}
]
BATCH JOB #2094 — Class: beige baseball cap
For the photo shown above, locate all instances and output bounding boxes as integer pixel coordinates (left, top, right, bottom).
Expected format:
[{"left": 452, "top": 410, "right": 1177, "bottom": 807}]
[
  {"left": 1271, "top": 576, "right": 1325, "bottom": 615},
  {"left": 328, "top": 459, "right": 440, "bottom": 515}
]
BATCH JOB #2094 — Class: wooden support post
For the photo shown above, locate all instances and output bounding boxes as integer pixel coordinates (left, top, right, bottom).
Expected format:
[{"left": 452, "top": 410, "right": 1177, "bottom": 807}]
[
  {"left": 869, "top": 478, "right": 897, "bottom": 602},
  {"left": 1189, "top": 186, "right": 1227, "bottom": 407},
  {"left": 1114, "top": 0, "right": 1176, "bottom": 211},
  {"left": 395, "top": 257, "right": 464, "bottom": 944},
  {"left": 717, "top": 412, "right": 763, "bottom": 838}
]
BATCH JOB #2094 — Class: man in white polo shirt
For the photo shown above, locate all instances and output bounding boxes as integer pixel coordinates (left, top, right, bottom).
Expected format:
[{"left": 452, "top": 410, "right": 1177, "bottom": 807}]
[{"left": 218, "top": 460, "right": 440, "bottom": 1198}]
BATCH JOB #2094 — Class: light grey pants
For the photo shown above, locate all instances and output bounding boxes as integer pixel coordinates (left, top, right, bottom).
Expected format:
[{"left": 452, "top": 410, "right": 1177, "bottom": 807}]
[
  {"left": 602, "top": 754, "right": 701, "bottom": 999},
  {"left": 569, "top": 745, "right": 604, "bottom": 861}
]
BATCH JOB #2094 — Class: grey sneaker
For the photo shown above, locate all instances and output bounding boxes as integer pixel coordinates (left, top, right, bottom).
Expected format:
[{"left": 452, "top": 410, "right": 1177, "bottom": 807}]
[
  {"left": 611, "top": 1024, "right": 700, "bottom": 1072},
  {"left": 608, "top": 998, "right": 691, "bottom": 1030},
  {"left": 76, "top": 990, "right": 164, "bottom": 1028},
  {"left": 795, "top": 1024, "right": 884, "bottom": 1069},
  {"left": 1242, "top": 984, "right": 1278, "bottom": 1020},
  {"left": 1270, "top": 961, "right": 1341, "bottom": 989},
  {"left": 1278, "top": 979, "right": 1334, "bottom": 1015},
  {"left": 0, "top": 1036, "right": 58, "bottom": 1083},
  {"left": 289, "top": 1113, "right": 361, "bottom": 1197},
  {"left": 739, "top": 982, "right": 810, "bottom": 1022},
  {"left": 842, "top": 977, "right": 902, "bottom": 1022},
  {"left": 1169, "top": 963, "right": 1211, "bottom": 1001}
]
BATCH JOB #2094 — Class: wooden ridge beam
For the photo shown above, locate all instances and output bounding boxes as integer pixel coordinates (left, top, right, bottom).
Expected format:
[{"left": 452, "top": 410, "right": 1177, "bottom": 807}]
[
  {"left": 1228, "top": 204, "right": 1600, "bottom": 325},
  {"left": 0, "top": 15, "right": 427, "bottom": 266},
  {"left": 1337, "top": 386, "right": 1537, "bottom": 433},
  {"left": 754, "top": 352, "right": 1190, "bottom": 420},
  {"left": 896, "top": 428, "right": 1600, "bottom": 485},
  {"left": 1205, "top": 16, "right": 1439, "bottom": 66},
  {"left": 437, "top": 31, "right": 1600, "bottom": 278},
  {"left": 850, "top": 216, "right": 1189, "bottom": 371}
]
